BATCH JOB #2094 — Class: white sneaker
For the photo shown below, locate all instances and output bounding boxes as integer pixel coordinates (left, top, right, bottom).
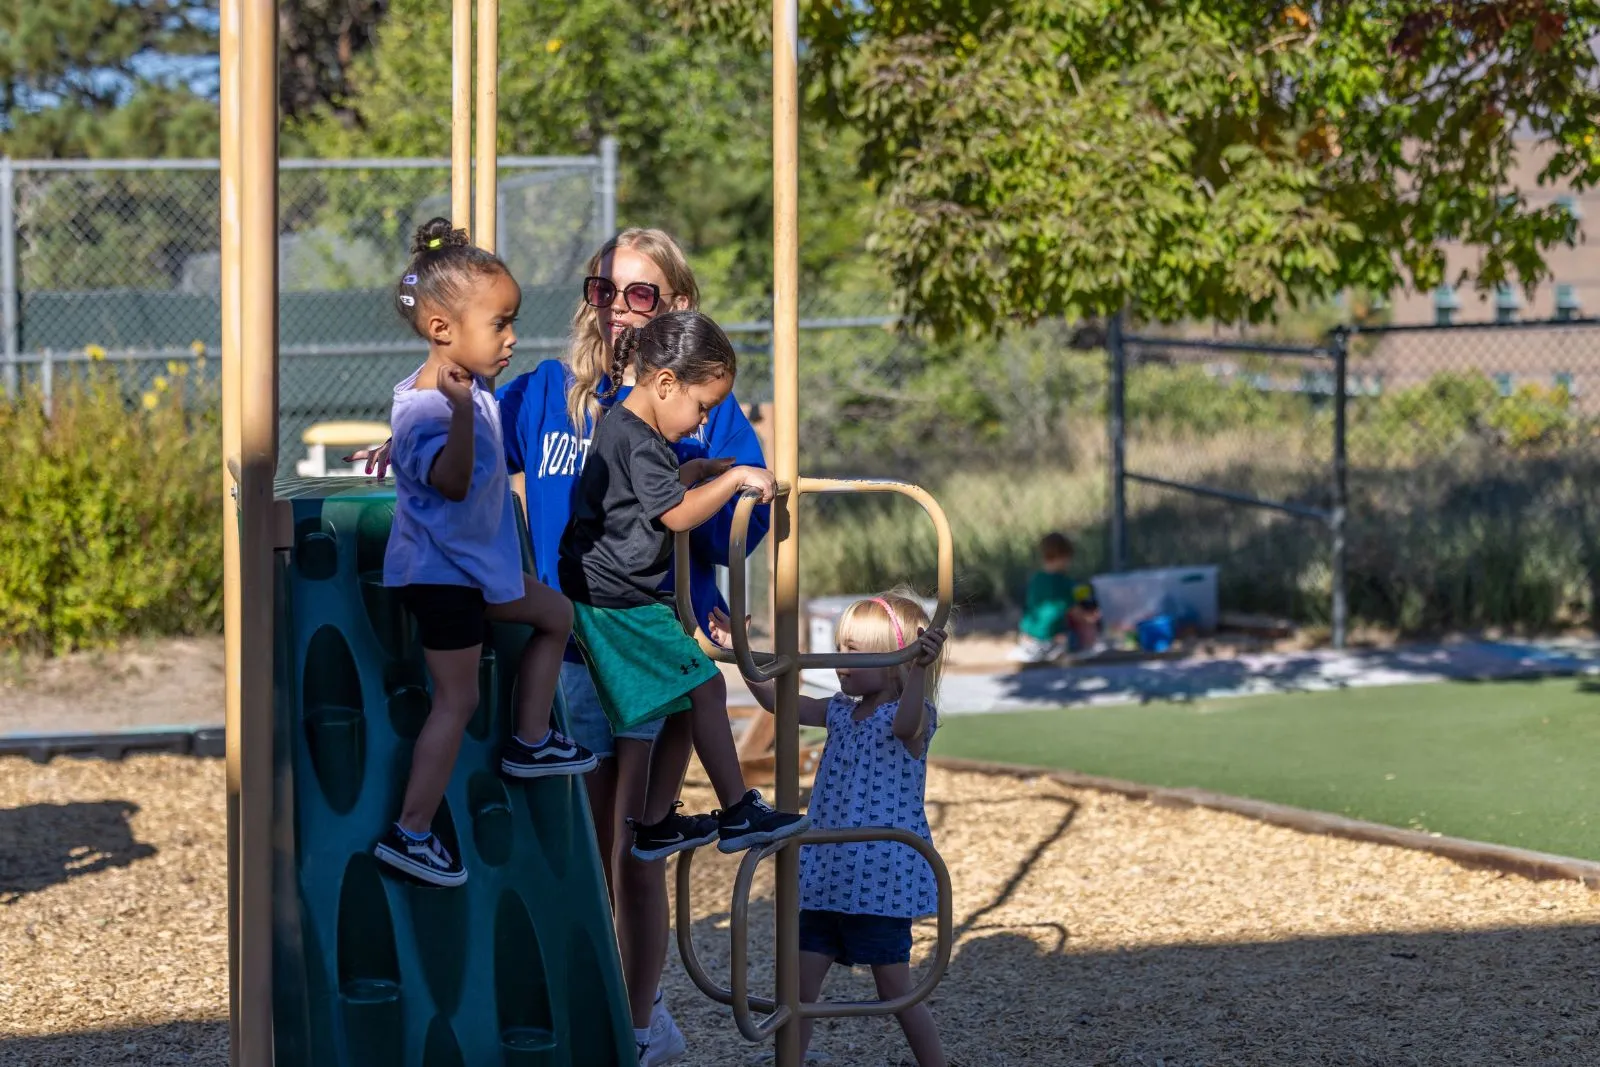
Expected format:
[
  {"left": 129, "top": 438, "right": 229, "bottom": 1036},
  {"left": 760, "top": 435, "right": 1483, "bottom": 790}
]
[{"left": 646, "top": 995, "right": 687, "bottom": 1065}]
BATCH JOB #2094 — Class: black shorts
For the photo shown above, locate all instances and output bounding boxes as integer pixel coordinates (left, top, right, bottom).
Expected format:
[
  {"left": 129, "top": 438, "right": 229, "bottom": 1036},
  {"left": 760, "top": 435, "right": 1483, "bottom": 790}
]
[
  {"left": 798, "top": 909, "right": 913, "bottom": 967},
  {"left": 399, "top": 584, "right": 490, "bottom": 652}
]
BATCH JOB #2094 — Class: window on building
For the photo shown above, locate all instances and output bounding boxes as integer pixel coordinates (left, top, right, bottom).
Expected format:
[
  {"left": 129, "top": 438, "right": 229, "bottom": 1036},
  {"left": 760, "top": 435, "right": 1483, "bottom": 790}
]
[
  {"left": 1555, "top": 372, "right": 1577, "bottom": 396},
  {"left": 1495, "top": 283, "right": 1520, "bottom": 324},
  {"left": 1556, "top": 283, "right": 1581, "bottom": 321},
  {"left": 1493, "top": 372, "right": 1514, "bottom": 397},
  {"left": 1433, "top": 284, "right": 1461, "bottom": 326}
]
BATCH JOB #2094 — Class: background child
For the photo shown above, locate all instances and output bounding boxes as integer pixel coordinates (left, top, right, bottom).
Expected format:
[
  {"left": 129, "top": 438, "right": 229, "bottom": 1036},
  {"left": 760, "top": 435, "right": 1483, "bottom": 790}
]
[
  {"left": 556, "top": 308, "right": 807, "bottom": 1063},
  {"left": 376, "top": 218, "right": 595, "bottom": 888},
  {"left": 714, "top": 591, "right": 949, "bottom": 1067},
  {"left": 1011, "top": 531, "right": 1101, "bottom": 663}
]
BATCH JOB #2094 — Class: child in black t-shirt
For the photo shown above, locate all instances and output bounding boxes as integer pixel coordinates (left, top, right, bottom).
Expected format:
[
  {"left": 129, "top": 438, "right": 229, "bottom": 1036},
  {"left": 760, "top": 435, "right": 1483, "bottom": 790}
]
[
  {"left": 558, "top": 310, "right": 808, "bottom": 860},
  {"left": 559, "top": 310, "right": 809, "bottom": 1062}
]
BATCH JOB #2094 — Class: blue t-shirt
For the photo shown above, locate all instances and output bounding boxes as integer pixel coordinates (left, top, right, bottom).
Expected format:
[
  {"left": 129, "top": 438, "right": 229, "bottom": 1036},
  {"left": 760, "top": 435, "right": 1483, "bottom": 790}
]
[
  {"left": 383, "top": 364, "right": 525, "bottom": 604},
  {"left": 497, "top": 359, "right": 771, "bottom": 657}
]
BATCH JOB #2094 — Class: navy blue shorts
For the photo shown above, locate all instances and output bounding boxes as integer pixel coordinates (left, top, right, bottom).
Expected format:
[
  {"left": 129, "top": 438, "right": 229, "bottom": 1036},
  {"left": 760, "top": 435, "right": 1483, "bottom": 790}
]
[{"left": 798, "top": 909, "right": 912, "bottom": 967}]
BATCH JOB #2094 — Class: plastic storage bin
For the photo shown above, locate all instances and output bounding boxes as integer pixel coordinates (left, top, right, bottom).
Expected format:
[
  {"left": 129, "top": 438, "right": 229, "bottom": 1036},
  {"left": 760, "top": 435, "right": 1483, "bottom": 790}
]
[{"left": 1090, "top": 566, "right": 1219, "bottom": 635}]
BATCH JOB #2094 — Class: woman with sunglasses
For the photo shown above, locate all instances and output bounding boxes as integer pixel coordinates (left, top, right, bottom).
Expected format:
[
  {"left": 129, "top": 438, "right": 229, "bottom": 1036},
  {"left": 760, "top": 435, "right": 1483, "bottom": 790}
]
[{"left": 497, "top": 228, "right": 770, "bottom": 1064}]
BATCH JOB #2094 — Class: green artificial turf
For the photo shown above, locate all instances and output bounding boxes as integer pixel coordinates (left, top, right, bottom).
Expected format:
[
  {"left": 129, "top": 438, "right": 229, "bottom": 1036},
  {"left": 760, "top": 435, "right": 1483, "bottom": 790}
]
[{"left": 935, "top": 677, "right": 1600, "bottom": 861}]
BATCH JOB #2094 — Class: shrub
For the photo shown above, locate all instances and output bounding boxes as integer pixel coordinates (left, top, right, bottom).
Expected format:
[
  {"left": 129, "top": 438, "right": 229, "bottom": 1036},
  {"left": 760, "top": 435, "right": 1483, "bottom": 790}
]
[{"left": 0, "top": 368, "right": 222, "bottom": 653}]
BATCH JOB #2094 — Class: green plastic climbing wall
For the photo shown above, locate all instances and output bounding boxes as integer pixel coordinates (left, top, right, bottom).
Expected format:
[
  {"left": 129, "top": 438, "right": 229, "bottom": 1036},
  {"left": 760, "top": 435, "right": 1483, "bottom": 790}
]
[{"left": 268, "top": 478, "right": 633, "bottom": 1067}]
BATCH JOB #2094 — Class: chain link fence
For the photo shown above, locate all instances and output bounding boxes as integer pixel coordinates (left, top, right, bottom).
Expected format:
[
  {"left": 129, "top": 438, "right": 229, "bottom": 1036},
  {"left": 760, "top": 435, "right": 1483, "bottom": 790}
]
[
  {"left": 709, "top": 298, "right": 1103, "bottom": 624},
  {"left": 1112, "top": 316, "right": 1600, "bottom": 639},
  {"left": 9, "top": 155, "right": 1595, "bottom": 637},
  {"left": 1, "top": 152, "right": 614, "bottom": 472}
]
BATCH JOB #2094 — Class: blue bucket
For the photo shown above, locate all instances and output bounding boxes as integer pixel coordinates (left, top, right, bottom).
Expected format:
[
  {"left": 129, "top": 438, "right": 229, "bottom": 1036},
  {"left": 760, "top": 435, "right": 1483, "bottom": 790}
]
[{"left": 1136, "top": 614, "right": 1174, "bottom": 653}]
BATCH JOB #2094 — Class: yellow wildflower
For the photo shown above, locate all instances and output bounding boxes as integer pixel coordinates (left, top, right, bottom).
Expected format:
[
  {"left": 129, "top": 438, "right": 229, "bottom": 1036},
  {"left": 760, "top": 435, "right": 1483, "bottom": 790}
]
[
  {"left": 190, "top": 340, "right": 206, "bottom": 357},
  {"left": 142, "top": 392, "right": 159, "bottom": 410},
  {"left": 85, "top": 344, "right": 106, "bottom": 362},
  {"left": 545, "top": 38, "right": 562, "bottom": 53},
  {"left": 153, "top": 376, "right": 169, "bottom": 392}
]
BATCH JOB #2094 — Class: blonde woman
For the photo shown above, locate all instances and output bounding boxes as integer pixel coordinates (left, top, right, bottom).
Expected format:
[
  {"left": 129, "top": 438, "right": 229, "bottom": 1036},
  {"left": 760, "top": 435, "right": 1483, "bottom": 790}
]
[{"left": 496, "top": 229, "right": 771, "bottom": 1064}]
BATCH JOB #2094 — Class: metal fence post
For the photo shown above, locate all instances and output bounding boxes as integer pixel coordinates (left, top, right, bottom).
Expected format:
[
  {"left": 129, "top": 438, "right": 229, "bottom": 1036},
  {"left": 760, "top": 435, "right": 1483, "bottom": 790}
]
[
  {"left": 1330, "top": 327, "right": 1350, "bottom": 650},
  {"left": 41, "top": 349, "right": 52, "bottom": 415},
  {"left": 2, "top": 157, "right": 17, "bottom": 399},
  {"left": 1107, "top": 311, "right": 1128, "bottom": 572},
  {"left": 599, "top": 135, "right": 617, "bottom": 240}
]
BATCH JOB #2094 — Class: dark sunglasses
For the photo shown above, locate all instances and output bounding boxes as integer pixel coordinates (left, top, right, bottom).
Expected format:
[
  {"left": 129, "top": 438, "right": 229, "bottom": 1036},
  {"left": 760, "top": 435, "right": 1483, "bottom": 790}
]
[{"left": 583, "top": 276, "right": 664, "bottom": 314}]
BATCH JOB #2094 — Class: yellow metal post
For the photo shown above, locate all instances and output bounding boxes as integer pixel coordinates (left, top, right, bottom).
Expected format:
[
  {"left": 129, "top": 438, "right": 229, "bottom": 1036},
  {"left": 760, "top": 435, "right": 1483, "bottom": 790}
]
[
  {"left": 473, "top": 0, "right": 498, "bottom": 251},
  {"left": 451, "top": 0, "right": 472, "bottom": 232},
  {"left": 232, "top": 0, "right": 279, "bottom": 1063},
  {"left": 771, "top": 0, "right": 802, "bottom": 1064},
  {"left": 218, "top": 0, "right": 243, "bottom": 1058}
]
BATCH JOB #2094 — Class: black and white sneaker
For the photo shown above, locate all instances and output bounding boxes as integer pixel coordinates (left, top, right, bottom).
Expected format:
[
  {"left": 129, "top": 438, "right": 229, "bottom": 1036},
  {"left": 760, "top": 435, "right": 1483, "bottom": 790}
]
[
  {"left": 629, "top": 802, "right": 720, "bottom": 862},
  {"left": 500, "top": 730, "right": 598, "bottom": 779},
  {"left": 374, "top": 825, "right": 467, "bottom": 887},
  {"left": 716, "top": 790, "right": 810, "bottom": 854}
]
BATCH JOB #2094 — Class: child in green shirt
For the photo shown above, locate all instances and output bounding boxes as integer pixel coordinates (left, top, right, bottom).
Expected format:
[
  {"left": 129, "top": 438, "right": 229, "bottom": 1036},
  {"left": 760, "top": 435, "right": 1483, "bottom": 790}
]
[{"left": 1011, "top": 532, "right": 1101, "bottom": 663}]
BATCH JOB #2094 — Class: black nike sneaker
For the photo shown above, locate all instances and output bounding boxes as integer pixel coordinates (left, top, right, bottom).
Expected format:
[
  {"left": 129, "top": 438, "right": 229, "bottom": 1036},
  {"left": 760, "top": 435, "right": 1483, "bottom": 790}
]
[
  {"left": 628, "top": 802, "right": 720, "bottom": 862},
  {"left": 716, "top": 790, "right": 810, "bottom": 854}
]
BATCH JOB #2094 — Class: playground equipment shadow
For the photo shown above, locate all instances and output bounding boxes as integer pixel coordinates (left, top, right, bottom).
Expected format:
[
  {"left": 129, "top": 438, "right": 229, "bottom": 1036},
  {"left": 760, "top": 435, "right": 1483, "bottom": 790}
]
[{"left": 5, "top": 755, "right": 1599, "bottom": 1066}]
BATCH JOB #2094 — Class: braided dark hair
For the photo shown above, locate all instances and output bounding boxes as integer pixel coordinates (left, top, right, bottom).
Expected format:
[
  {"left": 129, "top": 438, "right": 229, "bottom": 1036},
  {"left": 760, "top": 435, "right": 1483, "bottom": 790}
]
[
  {"left": 394, "top": 217, "right": 512, "bottom": 337},
  {"left": 614, "top": 310, "right": 737, "bottom": 394}
]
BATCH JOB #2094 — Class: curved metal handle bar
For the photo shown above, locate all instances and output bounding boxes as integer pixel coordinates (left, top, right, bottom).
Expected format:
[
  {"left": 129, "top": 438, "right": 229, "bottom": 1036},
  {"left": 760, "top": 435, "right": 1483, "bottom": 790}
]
[
  {"left": 792, "top": 478, "right": 954, "bottom": 670},
  {"left": 673, "top": 530, "right": 734, "bottom": 661},
  {"left": 673, "top": 484, "right": 795, "bottom": 683},
  {"left": 677, "top": 826, "right": 955, "bottom": 1043},
  {"left": 674, "top": 844, "right": 778, "bottom": 1017}
]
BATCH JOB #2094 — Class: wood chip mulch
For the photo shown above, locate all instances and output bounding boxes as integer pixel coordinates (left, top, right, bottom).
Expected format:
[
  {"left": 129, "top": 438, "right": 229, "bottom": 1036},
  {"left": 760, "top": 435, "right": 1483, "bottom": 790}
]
[{"left": 4, "top": 756, "right": 1599, "bottom": 1066}]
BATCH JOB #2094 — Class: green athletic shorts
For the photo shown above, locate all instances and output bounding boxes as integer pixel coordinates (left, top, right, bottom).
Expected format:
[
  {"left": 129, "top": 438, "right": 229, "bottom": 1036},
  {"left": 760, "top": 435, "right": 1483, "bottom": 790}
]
[{"left": 569, "top": 600, "right": 720, "bottom": 732}]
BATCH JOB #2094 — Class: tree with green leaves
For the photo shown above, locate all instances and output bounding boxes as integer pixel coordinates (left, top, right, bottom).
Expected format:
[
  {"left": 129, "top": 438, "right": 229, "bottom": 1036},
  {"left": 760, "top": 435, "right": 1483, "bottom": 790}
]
[
  {"left": 293, "top": 0, "right": 875, "bottom": 302},
  {"left": 671, "top": 0, "right": 1600, "bottom": 336}
]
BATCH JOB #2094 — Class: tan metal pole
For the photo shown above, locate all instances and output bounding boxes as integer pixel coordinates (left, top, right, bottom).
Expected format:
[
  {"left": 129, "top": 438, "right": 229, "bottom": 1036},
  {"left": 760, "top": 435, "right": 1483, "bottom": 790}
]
[
  {"left": 451, "top": 0, "right": 472, "bottom": 232},
  {"left": 218, "top": 0, "right": 243, "bottom": 1059},
  {"left": 770, "top": 0, "right": 802, "bottom": 1064},
  {"left": 235, "top": 0, "right": 279, "bottom": 1062},
  {"left": 473, "top": 0, "right": 498, "bottom": 251}
]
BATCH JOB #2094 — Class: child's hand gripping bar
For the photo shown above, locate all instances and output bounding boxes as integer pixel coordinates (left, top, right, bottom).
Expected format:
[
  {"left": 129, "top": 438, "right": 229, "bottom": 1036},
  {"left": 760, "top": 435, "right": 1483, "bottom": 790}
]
[{"left": 673, "top": 482, "right": 795, "bottom": 683}]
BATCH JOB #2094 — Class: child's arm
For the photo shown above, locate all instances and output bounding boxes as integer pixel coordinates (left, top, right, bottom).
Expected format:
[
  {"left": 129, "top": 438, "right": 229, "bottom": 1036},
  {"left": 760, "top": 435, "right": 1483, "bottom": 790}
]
[
  {"left": 893, "top": 628, "right": 947, "bottom": 758},
  {"left": 710, "top": 609, "right": 829, "bottom": 727},
  {"left": 428, "top": 364, "right": 478, "bottom": 501},
  {"left": 659, "top": 466, "right": 776, "bottom": 533}
]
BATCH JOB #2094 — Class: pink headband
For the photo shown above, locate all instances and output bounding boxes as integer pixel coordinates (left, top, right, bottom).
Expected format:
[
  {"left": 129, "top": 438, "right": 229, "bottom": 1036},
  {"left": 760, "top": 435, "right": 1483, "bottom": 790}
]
[{"left": 870, "top": 597, "right": 905, "bottom": 649}]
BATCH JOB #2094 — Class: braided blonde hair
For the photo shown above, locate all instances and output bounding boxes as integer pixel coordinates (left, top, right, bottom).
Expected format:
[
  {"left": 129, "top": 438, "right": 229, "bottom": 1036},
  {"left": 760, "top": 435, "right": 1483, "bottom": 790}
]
[{"left": 565, "top": 228, "right": 701, "bottom": 433}]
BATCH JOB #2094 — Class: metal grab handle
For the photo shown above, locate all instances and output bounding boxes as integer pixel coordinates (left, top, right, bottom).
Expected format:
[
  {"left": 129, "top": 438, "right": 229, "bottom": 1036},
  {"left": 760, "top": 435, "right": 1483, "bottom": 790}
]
[
  {"left": 674, "top": 476, "right": 956, "bottom": 679},
  {"left": 673, "top": 484, "right": 795, "bottom": 683},
  {"left": 676, "top": 827, "right": 955, "bottom": 1042},
  {"left": 793, "top": 478, "right": 953, "bottom": 670},
  {"left": 675, "top": 844, "right": 777, "bottom": 1019}
]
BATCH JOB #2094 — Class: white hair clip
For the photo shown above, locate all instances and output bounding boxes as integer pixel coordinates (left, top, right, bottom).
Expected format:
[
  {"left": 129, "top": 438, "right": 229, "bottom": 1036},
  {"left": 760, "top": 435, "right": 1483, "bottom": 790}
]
[{"left": 399, "top": 295, "right": 416, "bottom": 307}]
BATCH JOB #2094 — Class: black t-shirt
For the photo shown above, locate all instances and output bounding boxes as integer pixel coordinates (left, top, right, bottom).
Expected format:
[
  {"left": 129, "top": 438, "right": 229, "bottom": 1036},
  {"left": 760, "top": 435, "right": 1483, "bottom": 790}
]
[{"left": 558, "top": 405, "right": 687, "bottom": 607}]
